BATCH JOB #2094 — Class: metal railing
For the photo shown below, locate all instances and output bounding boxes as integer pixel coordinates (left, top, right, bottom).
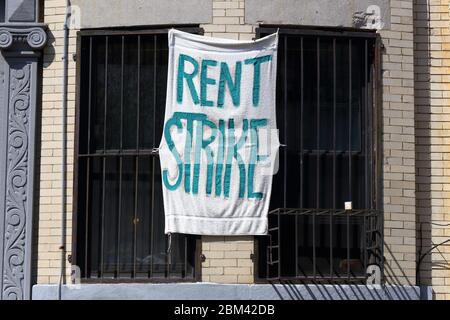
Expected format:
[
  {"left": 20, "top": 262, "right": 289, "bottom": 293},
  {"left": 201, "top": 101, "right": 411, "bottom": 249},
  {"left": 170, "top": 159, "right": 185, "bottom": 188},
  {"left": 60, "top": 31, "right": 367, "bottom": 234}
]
[
  {"left": 255, "top": 27, "right": 383, "bottom": 283},
  {"left": 73, "top": 29, "right": 202, "bottom": 281},
  {"left": 265, "top": 208, "right": 383, "bottom": 282}
]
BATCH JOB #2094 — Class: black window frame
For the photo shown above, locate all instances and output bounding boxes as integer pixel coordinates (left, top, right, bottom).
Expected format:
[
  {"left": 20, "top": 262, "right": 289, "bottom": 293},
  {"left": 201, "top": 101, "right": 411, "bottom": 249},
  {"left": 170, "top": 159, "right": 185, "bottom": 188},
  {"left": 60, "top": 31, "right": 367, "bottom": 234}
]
[
  {"left": 255, "top": 26, "right": 384, "bottom": 284},
  {"left": 72, "top": 26, "right": 204, "bottom": 283}
]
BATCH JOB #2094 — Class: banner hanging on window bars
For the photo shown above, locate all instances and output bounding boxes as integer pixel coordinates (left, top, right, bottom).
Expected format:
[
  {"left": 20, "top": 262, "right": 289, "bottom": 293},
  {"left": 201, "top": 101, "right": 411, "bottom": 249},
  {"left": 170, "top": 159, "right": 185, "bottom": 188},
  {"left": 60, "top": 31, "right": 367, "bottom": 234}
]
[{"left": 159, "top": 29, "right": 280, "bottom": 236}]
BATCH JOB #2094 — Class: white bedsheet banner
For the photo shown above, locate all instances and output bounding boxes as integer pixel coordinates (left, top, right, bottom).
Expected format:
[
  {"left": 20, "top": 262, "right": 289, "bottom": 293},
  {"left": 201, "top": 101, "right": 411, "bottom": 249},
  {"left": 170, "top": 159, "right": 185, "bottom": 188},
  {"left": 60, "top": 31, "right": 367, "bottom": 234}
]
[{"left": 160, "top": 29, "right": 279, "bottom": 235}]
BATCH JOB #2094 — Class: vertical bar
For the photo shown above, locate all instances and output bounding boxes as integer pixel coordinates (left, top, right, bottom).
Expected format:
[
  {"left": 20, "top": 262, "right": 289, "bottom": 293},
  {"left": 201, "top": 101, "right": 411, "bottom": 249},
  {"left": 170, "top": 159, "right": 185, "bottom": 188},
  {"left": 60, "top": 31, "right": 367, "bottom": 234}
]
[
  {"left": 132, "top": 36, "right": 141, "bottom": 278},
  {"left": 72, "top": 27, "right": 81, "bottom": 277},
  {"left": 100, "top": 157, "right": 106, "bottom": 278},
  {"left": 347, "top": 39, "right": 352, "bottom": 280},
  {"left": 313, "top": 37, "right": 320, "bottom": 279},
  {"left": 100, "top": 36, "right": 109, "bottom": 278},
  {"left": 120, "top": 36, "right": 124, "bottom": 151},
  {"left": 364, "top": 42, "right": 369, "bottom": 209},
  {"left": 283, "top": 36, "right": 287, "bottom": 208},
  {"left": 373, "top": 36, "right": 383, "bottom": 279},
  {"left": 364, "top": 39, "right": 368, "bottom": 270},
  {"left": 297, "top": 36, "right": 304, "bottom": 278},
  {"left": 192, "top": 238, "right": 196, "bottom": 279},
  {"left": 103, "top": 36, "right": 108, "bottom": 153},
  {"left": 184, "top": 235, "right": 188, "bottom": 278},
  {"left": 378, "top": 38, "right": 384, "bottom": 275},
  {"left": 275, "top": 36, "right": 290, "bottom": 278},
  {"left": 372, "top": 38, "right": 377, "bottom": 210},
  {"left": 87, "top": 37, "right": 93, "bottom": 154},
  {"left": 84, "top": 158, "right": 90, "bottom": 276},
  {"left": 149, "top": 36, "right": 156, "bottom": 277},
  {"left": 277, "top": 210, "right": 281, "bottom": 278},
  {"left": 116, "top": 35, "right": 124, "bottom": 278},
  {"left": 116, "top": 157, "right": 122, "bottom": 277},
  {"left": 84, "top": 36, "right": 93, "bottom": 277},
  {"left": 153, "top": 35, "right": 158, "bottom": 147},
  {"left": 35, "top": 0, "right": 40, "bottom": 22},
  {"left": 331, "top": 38, "right": 336, "bottom": 279},
  {"left": 167, "top": 235, "right": 171, "bottom": 279},
  {"left": 282, "top": 36, "right": 287, "bottom": 279},
  {"left": 133, "top": 156, "right": 139, "bottom": 277},
  {"left": 150, "top": 158, "right": 155, "bottom": 278},
  {"left": 137, "top": 35, "right": 141, "bottom": 149}
]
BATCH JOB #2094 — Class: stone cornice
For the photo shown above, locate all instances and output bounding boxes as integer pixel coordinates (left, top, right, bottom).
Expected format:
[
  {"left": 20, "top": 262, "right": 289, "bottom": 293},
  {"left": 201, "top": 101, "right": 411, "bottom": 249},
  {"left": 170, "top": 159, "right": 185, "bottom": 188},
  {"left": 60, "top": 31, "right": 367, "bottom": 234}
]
[{"left": 0, "top": 23, "right": 48, "bottom": 51}]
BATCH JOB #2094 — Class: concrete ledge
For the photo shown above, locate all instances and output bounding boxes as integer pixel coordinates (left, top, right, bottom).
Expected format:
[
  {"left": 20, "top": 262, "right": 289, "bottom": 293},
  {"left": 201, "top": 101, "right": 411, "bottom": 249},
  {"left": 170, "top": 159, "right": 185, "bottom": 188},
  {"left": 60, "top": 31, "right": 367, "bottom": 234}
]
[
  {"left": 71, "top": 0, "right": 213, "bottom": 28},
  {"left": 32, "top": 283, "right": 433, "bottom": 300},
  {"left": 245, "top": 0, "right": 390, "bottom": 29}
]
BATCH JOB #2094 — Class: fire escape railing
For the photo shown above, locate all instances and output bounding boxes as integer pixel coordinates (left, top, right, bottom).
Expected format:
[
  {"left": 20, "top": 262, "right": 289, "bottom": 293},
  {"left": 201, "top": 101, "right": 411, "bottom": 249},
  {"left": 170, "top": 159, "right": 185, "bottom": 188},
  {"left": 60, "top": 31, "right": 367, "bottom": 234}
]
[{"left": 266, "top": 208, "right": 383, "bottom": 283}]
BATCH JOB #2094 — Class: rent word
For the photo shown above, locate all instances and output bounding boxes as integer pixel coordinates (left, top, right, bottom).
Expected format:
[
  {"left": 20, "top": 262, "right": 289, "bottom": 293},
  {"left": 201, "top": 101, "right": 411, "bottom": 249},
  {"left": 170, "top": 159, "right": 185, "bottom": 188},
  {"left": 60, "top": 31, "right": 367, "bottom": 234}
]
[{"left": 177, "top": 53, "right": 272, "bottom": 108}]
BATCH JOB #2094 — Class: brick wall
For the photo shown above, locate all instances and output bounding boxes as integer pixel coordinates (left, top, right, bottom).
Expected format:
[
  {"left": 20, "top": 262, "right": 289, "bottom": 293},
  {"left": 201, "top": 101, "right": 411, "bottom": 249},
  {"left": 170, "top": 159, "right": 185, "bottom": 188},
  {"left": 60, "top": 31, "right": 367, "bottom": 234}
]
[
  {"left": 37, "top": 0, "right": 426, "bottom": 290},
  {"left": 201, "top": 236, "right": 254, "bottom": 284},
  {"left": 414, "top": 0, "right": 450, "bottom": 300},
  {"left": 202, "top": 0, "right": 255, "bottom": 40},
  {"left": 379, "top": 0, "right": 417, "bottom": 286},
  {"left": 199, "top": 0, "right": 256, "bottom": 284},
  {"left": 36, "top": 0, "right": 77, "bottom": 284}
]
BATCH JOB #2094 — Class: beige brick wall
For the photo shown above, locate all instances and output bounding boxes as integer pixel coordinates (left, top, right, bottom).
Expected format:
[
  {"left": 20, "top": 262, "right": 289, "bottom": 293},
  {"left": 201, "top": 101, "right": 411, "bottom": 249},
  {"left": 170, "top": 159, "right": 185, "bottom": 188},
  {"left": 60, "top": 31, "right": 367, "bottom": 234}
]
[
  {"left": 37, "top": 0, "right": 77, "bottom": 284},
  {"left": 380, "top": 0, "right": 417, "bottom": 286},
  {"left": 37, "top": 0, "right": 423, "bottom": 289},
  {"left": 199, "top": 0, "right": 256, "bottom": 284},
  {"left": 201, "top": 236, "right": 254, "bottom": 284},
  {"left": 414, "top": 0, "right": 450, "bottom": 300},
  {"left": 202, "top": 0, "right": 256, "bottom": 40}
]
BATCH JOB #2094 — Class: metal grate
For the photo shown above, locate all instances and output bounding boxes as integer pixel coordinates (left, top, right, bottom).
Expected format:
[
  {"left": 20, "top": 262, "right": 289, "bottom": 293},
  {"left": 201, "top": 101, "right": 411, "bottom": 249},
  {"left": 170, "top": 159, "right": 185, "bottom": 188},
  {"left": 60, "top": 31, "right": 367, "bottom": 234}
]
[
  {"left": 256, "top": 27, "right": 383, "bottom": 283},
  {"left": 73, "top": 28, "right": 202, "bottom": 281},
  {"left": 266, "top": 208, "right": 383, "bottom": 281}
]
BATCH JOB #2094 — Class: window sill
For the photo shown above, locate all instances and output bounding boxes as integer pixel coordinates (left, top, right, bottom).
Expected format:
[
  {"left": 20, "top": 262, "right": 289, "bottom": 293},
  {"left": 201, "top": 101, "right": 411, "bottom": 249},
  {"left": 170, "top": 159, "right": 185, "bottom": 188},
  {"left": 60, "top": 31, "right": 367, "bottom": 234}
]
[{"left": 32, "top": 283, "right": 431, "bottom": 300}]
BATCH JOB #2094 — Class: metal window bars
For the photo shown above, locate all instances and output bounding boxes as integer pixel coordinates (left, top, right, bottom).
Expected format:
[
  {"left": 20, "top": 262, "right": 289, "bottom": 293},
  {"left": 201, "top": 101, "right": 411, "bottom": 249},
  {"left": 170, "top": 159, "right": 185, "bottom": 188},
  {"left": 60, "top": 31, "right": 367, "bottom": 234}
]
[
  {"left": 266, "top": 208, "right": 383, "bottom": 282},
  {"left": 73, "top": 28, "right": 202, "bottom": 282},
  {"left": 256, "top": 27, "right": 383, "bottom": 283}
]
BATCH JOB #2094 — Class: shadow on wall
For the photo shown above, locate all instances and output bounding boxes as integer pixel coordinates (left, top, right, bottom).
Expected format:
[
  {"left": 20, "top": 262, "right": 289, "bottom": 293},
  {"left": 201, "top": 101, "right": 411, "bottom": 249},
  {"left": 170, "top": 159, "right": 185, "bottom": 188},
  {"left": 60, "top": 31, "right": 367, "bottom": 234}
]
[
  {"left": 267, "top": 281, "right": 428, "bottom": 300},
  {"left": 414, "top": 0, "right": 450, "bottom": 300},
  {"left": 266, "top": 236, "right": 432, "bottom": 300},
  {"left": 382, "top": 242, "right": 423, "bottom": 299},
  {"left": 31, "top": 282, "right": 432, "bottom": 300},
  {"left": 266, "top": 239, "right": 429, "bottom": 300}
]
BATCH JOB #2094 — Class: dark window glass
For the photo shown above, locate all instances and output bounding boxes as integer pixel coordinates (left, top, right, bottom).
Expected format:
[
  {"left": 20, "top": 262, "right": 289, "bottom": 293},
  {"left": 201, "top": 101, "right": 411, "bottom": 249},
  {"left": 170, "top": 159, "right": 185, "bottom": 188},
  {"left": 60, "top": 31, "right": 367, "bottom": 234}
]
[
  {"left": 76, "top": 32, "right": 198, "bottom": 280},
  {"left": 258, "top": 29, "right": 382, "bottom": 282},
  {"left": 105, "top": 36, "right": 122, "bottom": 150},
  {"left": 0, "top": 0, "right": 5, "bottom": 23}
]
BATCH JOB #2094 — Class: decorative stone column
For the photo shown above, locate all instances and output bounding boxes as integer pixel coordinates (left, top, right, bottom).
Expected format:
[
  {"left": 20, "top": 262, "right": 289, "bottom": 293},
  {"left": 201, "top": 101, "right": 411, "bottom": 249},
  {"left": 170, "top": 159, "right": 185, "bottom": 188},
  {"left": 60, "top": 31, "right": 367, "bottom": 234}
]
[{"left": 0, "top": 0, "right": 47, "bottom": 300}]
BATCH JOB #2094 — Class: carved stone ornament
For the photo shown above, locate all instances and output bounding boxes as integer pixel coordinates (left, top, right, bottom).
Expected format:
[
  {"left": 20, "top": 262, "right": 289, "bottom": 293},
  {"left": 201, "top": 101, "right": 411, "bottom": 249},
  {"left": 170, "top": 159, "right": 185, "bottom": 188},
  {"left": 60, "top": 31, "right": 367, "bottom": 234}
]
[
  {"left": 0, "top": 26, "right": 47, "bottom": 50},
  {"left": 0, "top": 3, "right": 47, "bottom": 301},
  {"left": 2, "top": 63, "right": 31, "bottom": 300}
]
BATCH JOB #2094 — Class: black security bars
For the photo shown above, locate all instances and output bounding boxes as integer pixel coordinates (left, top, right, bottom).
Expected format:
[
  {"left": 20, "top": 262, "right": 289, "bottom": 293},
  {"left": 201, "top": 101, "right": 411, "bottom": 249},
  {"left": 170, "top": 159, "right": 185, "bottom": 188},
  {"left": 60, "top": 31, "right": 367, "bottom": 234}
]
[
  {"left": 73, "top": 29, "right": 202, "bottom": 281},
  {"left": 256, "top": 27, "right": 383, "bottom": 283}
]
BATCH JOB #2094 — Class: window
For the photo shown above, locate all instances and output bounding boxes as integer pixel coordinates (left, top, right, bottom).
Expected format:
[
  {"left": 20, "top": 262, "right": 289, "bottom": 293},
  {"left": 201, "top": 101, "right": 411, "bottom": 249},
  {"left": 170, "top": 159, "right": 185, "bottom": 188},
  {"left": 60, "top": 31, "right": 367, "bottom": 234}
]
[
  {"left": 74, "top": 29, "right": 201, "bottom": 281},
  {"left": 257, "top": 27, "right": 383, "bottom": 282},
  {"left": 0, "top": 0, "right": 5, "bottom": 23}
]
